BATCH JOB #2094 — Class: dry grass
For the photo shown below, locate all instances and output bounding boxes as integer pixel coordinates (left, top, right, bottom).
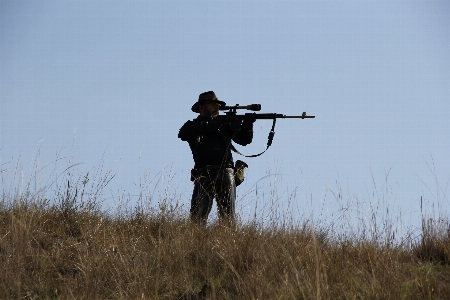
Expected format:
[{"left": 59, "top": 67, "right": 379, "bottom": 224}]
[
  {"left": 1, "top": 195, "right": 450, "bottom": 300},
  {"left": 1, "top": 156, "right": 449, "bottom": 299}
]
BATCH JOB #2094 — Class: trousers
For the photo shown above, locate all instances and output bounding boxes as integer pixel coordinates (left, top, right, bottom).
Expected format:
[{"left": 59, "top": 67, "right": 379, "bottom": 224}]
[{"left": 190, "top": 167, "right": 236, "bottom": 224}]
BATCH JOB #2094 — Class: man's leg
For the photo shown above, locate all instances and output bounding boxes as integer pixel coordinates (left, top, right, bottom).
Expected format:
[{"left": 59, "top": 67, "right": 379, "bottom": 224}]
[
  {"left": 190, "top": 174, "right": 214, "bottom": 224},
  {"left": 215, "top": 168, "right": 236, "bottom": 222}
]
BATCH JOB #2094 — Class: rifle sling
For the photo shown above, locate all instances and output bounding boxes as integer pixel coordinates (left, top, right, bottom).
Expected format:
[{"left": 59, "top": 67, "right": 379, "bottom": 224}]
[{"left": 219, "top": 118, "right": 276, "bottom": 158}]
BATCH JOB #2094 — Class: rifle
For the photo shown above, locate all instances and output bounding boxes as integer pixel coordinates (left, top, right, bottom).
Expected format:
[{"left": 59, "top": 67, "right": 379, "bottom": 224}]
[
  {"left": 219, "top": 103, "right": 315, "bottom": 120},
  {"left": 215, "top": 104, "right": 315, "bottom": 157}
]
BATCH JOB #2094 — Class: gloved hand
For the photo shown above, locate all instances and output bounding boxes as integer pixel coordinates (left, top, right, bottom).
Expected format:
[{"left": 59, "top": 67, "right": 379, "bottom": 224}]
[
  {"left": 247, "top": 113, "right": 257, "bottom": 123},
  {"left": 241, "top": 115, "right": 256, "bottom": 128}
]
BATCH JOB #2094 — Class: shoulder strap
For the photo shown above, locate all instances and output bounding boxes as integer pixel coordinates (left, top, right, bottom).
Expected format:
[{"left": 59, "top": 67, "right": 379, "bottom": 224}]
[{"left": 220, "top": 118, "right": 277, "bottom": 158}]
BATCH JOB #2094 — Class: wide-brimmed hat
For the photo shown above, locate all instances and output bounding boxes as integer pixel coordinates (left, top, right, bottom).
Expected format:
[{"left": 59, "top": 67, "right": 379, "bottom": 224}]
[{"left": 191, "top": 91, "right": 226, "bottom": 113}]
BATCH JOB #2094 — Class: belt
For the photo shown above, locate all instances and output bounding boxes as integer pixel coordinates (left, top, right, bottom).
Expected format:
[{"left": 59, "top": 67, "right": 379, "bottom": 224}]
[{"left": 196, "top": 164, "right": 234, "bottom": 172}]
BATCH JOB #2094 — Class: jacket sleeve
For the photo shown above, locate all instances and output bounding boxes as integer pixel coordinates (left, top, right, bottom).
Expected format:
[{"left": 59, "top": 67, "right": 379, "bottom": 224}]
[
  {"left": 178, "top": 120, "right": 203, "bottom": 141},
  {"left": 231, "top": 119, "right": 254, "bottom": 146}
]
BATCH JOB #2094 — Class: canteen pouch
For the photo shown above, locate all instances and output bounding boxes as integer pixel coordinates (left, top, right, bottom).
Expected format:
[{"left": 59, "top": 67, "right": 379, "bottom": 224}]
[{"left": 234, "top": 160, "right": 248, "bottom": 186}]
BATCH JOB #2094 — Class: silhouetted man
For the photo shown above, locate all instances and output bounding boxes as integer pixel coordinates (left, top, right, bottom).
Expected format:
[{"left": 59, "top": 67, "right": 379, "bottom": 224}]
[{"left": 178, "top": 91, "right": 254, "bottom": 224}]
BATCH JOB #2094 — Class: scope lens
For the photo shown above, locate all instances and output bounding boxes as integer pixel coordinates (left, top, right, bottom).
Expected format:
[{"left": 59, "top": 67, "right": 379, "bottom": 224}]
[{"left": 249, "top": 104, "right": 261, "bottom": 111}]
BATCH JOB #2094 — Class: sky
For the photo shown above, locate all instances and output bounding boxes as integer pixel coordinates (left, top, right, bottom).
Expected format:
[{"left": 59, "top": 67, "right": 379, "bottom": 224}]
[{"left": 1, "top": 1, "right": 449, "bottom": 240}]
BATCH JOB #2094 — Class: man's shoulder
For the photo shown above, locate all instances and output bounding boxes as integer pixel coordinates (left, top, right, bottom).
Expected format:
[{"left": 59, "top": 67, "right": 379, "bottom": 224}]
[{"left": 179, "top": 117, "right": 204, "bottom": 131}]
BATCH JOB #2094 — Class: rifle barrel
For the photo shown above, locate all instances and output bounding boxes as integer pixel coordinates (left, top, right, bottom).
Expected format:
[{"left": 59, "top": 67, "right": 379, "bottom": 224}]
[
  {"left": 251, "top": 113, "right": 315, "bottom": 119},
  {"left": 282, "top": 115, "right": 315, "bottom": 118}
]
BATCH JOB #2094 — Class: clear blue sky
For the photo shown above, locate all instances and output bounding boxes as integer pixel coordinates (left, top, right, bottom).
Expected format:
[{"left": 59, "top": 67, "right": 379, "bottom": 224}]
[{"left": 1, "top": 1, "right": 449, "bottom": 238}]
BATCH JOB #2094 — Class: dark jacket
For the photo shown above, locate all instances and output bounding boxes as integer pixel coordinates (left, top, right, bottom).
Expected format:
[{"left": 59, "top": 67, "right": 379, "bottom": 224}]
[{"left": 178, "top": 116, "right": 253, "bottom": 169}]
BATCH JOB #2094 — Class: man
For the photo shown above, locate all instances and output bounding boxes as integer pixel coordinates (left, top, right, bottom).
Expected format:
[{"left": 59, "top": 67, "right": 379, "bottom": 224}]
[{"left": 178, "top": 91, "right": 254, "bottom": 224}]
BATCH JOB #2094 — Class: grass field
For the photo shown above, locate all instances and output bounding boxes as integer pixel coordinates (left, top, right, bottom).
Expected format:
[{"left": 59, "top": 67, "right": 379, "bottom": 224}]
[{"left": 1, "top": 160, "right": 449, "bottom": 299}]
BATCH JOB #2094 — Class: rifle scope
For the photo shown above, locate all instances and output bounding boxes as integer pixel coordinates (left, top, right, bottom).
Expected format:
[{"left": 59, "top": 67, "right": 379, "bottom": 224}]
[{"left": 219, "top": 104, "right": 261, "bottom": 111}]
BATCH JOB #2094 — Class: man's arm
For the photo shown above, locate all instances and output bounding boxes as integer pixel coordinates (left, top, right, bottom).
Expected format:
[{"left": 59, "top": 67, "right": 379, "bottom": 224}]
[
  {"left": 178, "top": 118, "right": 222, "bottom": 141},
  {"left": 178, "top": 120, "right": 203, "bottom": 141},
  {"left": 231, "top": 119, "right": 254, "bottom": 146}
]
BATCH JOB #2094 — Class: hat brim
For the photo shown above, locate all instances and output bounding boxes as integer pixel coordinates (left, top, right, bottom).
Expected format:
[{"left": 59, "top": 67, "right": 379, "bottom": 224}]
[{"left": 191, "top": 99, "right": 226, "bottom": 113}]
